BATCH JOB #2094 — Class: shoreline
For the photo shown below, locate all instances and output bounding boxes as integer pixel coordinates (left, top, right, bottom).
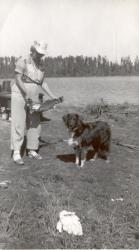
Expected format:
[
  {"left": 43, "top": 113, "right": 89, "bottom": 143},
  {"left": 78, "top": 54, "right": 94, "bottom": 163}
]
[
  {"left": 56, "top": 102, "right": 139, "bottom": 112},
  {"left": 1, "top": 75, "right": 139, "bottom": 80}
]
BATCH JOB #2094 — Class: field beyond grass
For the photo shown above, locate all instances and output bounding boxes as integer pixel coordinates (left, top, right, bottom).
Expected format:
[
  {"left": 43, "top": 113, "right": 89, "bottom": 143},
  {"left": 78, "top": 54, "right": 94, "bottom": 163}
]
[{"left": 0, "top": 103, "right": 139, "bottom": 249}]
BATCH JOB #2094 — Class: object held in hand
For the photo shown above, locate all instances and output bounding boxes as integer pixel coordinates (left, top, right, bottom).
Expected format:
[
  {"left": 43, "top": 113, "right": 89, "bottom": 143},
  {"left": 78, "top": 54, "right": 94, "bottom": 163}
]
[{"left": 26, "top": 96, "right": 64, "bottom": 113}]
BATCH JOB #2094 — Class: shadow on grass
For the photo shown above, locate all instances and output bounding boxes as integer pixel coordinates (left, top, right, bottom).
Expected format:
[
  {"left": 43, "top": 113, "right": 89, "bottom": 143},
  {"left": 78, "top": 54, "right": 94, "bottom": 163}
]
[
  {"left": 56, "top": 154, "right": 75, "bottom": 163},
  {"left": 57, "top": 150, "right": 96, "bottom": 163}
]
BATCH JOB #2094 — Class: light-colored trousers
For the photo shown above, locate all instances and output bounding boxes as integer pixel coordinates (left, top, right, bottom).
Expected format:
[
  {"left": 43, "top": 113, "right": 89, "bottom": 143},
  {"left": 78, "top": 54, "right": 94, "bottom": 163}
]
[{"left": 11, "top": 83, "right": 41, "bottom": 151}]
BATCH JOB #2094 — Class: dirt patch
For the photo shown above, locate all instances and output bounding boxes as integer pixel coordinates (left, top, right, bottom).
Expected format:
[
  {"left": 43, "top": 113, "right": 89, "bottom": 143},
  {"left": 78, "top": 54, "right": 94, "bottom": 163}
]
[{"left": 0, "top": 104, "right": 139, "bottom": 249}]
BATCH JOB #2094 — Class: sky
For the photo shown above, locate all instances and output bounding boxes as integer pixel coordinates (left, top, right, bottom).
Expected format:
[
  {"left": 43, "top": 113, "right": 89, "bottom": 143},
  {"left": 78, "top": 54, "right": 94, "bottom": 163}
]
[{"left": 0, "top": 0, "right": 139, "bottom": 62}]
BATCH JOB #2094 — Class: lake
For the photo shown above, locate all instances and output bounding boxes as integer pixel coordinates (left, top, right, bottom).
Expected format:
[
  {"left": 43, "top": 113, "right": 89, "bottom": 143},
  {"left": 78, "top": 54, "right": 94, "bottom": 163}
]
[
  {"left": 0, "top": 76, "right": 139, "bottom": 106},
  {"left": 44, "top": 76, "right": 139, "bottom": 106}
]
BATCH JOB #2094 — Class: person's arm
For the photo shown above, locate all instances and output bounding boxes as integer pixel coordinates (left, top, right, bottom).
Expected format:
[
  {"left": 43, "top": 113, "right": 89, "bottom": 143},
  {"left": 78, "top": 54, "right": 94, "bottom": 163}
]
[
  {"left": 14, "top": 57, "right": 29, "bottom": 100},
  {"left": 15, "top": 73, "right": 28, "bottom": 100}
]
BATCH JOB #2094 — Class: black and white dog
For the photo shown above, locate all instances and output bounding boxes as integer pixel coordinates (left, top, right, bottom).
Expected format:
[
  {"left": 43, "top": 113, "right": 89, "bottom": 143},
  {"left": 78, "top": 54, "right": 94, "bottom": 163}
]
[{"left": 63, "top": 113, "right": 111, "bottom": 167}]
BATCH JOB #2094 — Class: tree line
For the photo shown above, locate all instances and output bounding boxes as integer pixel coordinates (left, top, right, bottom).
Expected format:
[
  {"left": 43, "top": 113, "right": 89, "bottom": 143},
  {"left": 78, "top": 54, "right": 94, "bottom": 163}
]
[{"left": 0, "top": 55, "right": 139, "bottom": 78}]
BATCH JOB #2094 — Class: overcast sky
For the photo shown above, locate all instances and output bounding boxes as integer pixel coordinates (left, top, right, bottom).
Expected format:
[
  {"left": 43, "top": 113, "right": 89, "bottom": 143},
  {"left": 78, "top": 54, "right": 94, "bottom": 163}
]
[{"left": 0, "top": 0, "right": 139, "bottom": 61}]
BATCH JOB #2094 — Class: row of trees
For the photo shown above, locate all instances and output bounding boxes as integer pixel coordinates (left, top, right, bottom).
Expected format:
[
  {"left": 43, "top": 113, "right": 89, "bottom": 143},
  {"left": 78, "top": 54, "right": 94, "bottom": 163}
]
[{"left": 0, "top": 55, "right": 139, "bottom": 78}]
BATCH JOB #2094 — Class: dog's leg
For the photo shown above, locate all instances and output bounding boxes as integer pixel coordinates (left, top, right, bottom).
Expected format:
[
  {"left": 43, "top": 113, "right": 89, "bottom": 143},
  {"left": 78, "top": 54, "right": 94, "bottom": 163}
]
[
  {"left": 90, "top": 151, "right": 98, "bottom": 162},
  {"left": 79, "top": 149, "right": 82, "bottom": 167},
  {"left": 105, "top": 153, "right": 110, "bottom": 163},
  {"left": 99, "top": 150, "right": 110, "bottom": 163},
  {"left": 75, "top": 147, "right": 85, "bottom": 168},
  {"left": 80, "top": 148, "right": 87, "bottom": 167},
  {"left": 74, "top": 147, "right": 80, "bottom": 165},
  {"left": 80, "top": 148, "right": 87, "bottom": 168},
  {"left": 80, "top": 159, "right": 85, "bottom": 168},
  {"left": 104, "top": 144, "right": 110, "bottom": 163},
  {"left": 105, "top": 157, "right": 110, "bottom": 163},
  {"left": 106, "top": 143, "right": 111, "bottom": 163},
  {"left": 75, "top": 154, "right": 79, "bottom": 165}
]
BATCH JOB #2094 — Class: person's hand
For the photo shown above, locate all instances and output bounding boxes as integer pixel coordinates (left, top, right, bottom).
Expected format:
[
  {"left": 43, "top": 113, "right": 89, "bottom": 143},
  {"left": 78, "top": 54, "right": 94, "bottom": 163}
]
[
  {"left": 59, "top": 96, "right": 64, "bottom": 102},
  {"left": 25, "top": 98, "right": 32, "bottom": 108},
  {"left": 55, "top": 96, "right": 64, "bottom": 102},
  {"left": 24, "top": 93, "right": 30, "bottom": 102}
]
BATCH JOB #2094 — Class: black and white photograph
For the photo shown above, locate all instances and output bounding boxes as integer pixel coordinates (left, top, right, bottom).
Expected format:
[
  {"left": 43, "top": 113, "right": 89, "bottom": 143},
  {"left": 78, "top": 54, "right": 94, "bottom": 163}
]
[{"left": 0, "top": 0, "right": 139, "bottom": 248}]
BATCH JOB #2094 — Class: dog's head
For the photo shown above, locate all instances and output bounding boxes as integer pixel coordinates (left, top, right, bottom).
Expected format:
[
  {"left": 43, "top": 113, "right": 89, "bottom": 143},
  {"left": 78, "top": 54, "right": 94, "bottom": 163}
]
[{"left": 62, "top": 113, "right": 83, "bottom": 133}]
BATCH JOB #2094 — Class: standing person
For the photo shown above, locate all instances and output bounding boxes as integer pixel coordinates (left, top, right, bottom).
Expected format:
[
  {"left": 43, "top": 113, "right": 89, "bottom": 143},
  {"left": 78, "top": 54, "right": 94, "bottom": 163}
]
[{"left": 11, "top": 41, "right": 58, "bottom": 165}]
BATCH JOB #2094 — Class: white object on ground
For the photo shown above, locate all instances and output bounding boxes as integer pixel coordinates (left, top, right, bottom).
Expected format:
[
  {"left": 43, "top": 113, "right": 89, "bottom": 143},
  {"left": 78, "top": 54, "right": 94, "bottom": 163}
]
[
  {"left": 111, "top": 198, "right": 124, "bottom": 202},
  {"left": 0, "top": 180, "right": 11, "bottom": 188},
  {"left": 56, "top": 210, "right": 83, "bottom": 236}
]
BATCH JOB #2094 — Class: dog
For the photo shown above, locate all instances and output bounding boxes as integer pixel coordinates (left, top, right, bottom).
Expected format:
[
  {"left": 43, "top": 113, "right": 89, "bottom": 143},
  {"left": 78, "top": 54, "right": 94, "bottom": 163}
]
[{"left": 63, "top": 113, "right": 111, "bottom": 167}]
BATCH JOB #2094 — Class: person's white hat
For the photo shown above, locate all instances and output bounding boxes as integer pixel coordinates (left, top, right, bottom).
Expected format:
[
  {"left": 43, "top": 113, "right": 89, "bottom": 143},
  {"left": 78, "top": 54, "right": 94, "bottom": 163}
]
[{"left": 33, "top": 41, "right": 47, "bottom": 55}]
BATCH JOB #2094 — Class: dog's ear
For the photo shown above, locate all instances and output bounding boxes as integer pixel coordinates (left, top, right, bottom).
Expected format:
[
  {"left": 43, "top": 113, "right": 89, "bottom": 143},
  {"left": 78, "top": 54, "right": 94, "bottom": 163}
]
[
  {"left": 75, "top": 114, "right": 84, "bottom": 121},
  {"left": 62, "top": 114, "right": 69, "bottom": 126},
  {"left": 77, "top": 114, "right": 84, "bottom": 127}
]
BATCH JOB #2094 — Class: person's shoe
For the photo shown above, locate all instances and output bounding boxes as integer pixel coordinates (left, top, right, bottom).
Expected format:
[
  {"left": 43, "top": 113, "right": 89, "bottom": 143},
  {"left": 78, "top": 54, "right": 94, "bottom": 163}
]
[
  {"left": 13, "top": 152, "right": 24, "bottom": 165},
  {"left": 14, "top": 158, "right": 24, "bottom": 165},
  {"left": 28, "top": 150, "right": 42, "bottom": 160}
]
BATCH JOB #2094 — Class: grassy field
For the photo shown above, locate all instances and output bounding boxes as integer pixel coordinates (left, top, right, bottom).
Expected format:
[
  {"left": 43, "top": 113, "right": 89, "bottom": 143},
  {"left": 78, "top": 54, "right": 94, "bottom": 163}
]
[{"left": 0, "top": 102, "right": 139, "bottom": 248}]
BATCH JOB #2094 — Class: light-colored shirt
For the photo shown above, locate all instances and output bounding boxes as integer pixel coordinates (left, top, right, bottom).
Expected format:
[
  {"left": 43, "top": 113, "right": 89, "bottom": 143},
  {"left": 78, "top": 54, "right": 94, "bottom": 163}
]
[
  {"left": 15, "top": 55, "right": 44, "bottom": 84},
  {"left": 12, "top": 55, "right": 45, "bottom": 95}
]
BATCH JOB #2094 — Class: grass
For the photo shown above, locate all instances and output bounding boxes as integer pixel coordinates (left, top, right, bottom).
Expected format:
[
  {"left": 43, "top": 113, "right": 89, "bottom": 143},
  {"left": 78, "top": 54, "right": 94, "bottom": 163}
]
[{"left": 0, "top": 102, "right": 139, "bottom": 248}]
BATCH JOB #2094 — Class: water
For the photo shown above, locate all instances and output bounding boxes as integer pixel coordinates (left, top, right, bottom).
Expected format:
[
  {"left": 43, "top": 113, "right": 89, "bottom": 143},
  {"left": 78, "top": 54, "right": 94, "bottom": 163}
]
[
  {"left": 44, "top": 76, "right": 139, "bottom": 106},
  {"left": 0, "top": 76, "right": 139, "bottom": 106}
]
